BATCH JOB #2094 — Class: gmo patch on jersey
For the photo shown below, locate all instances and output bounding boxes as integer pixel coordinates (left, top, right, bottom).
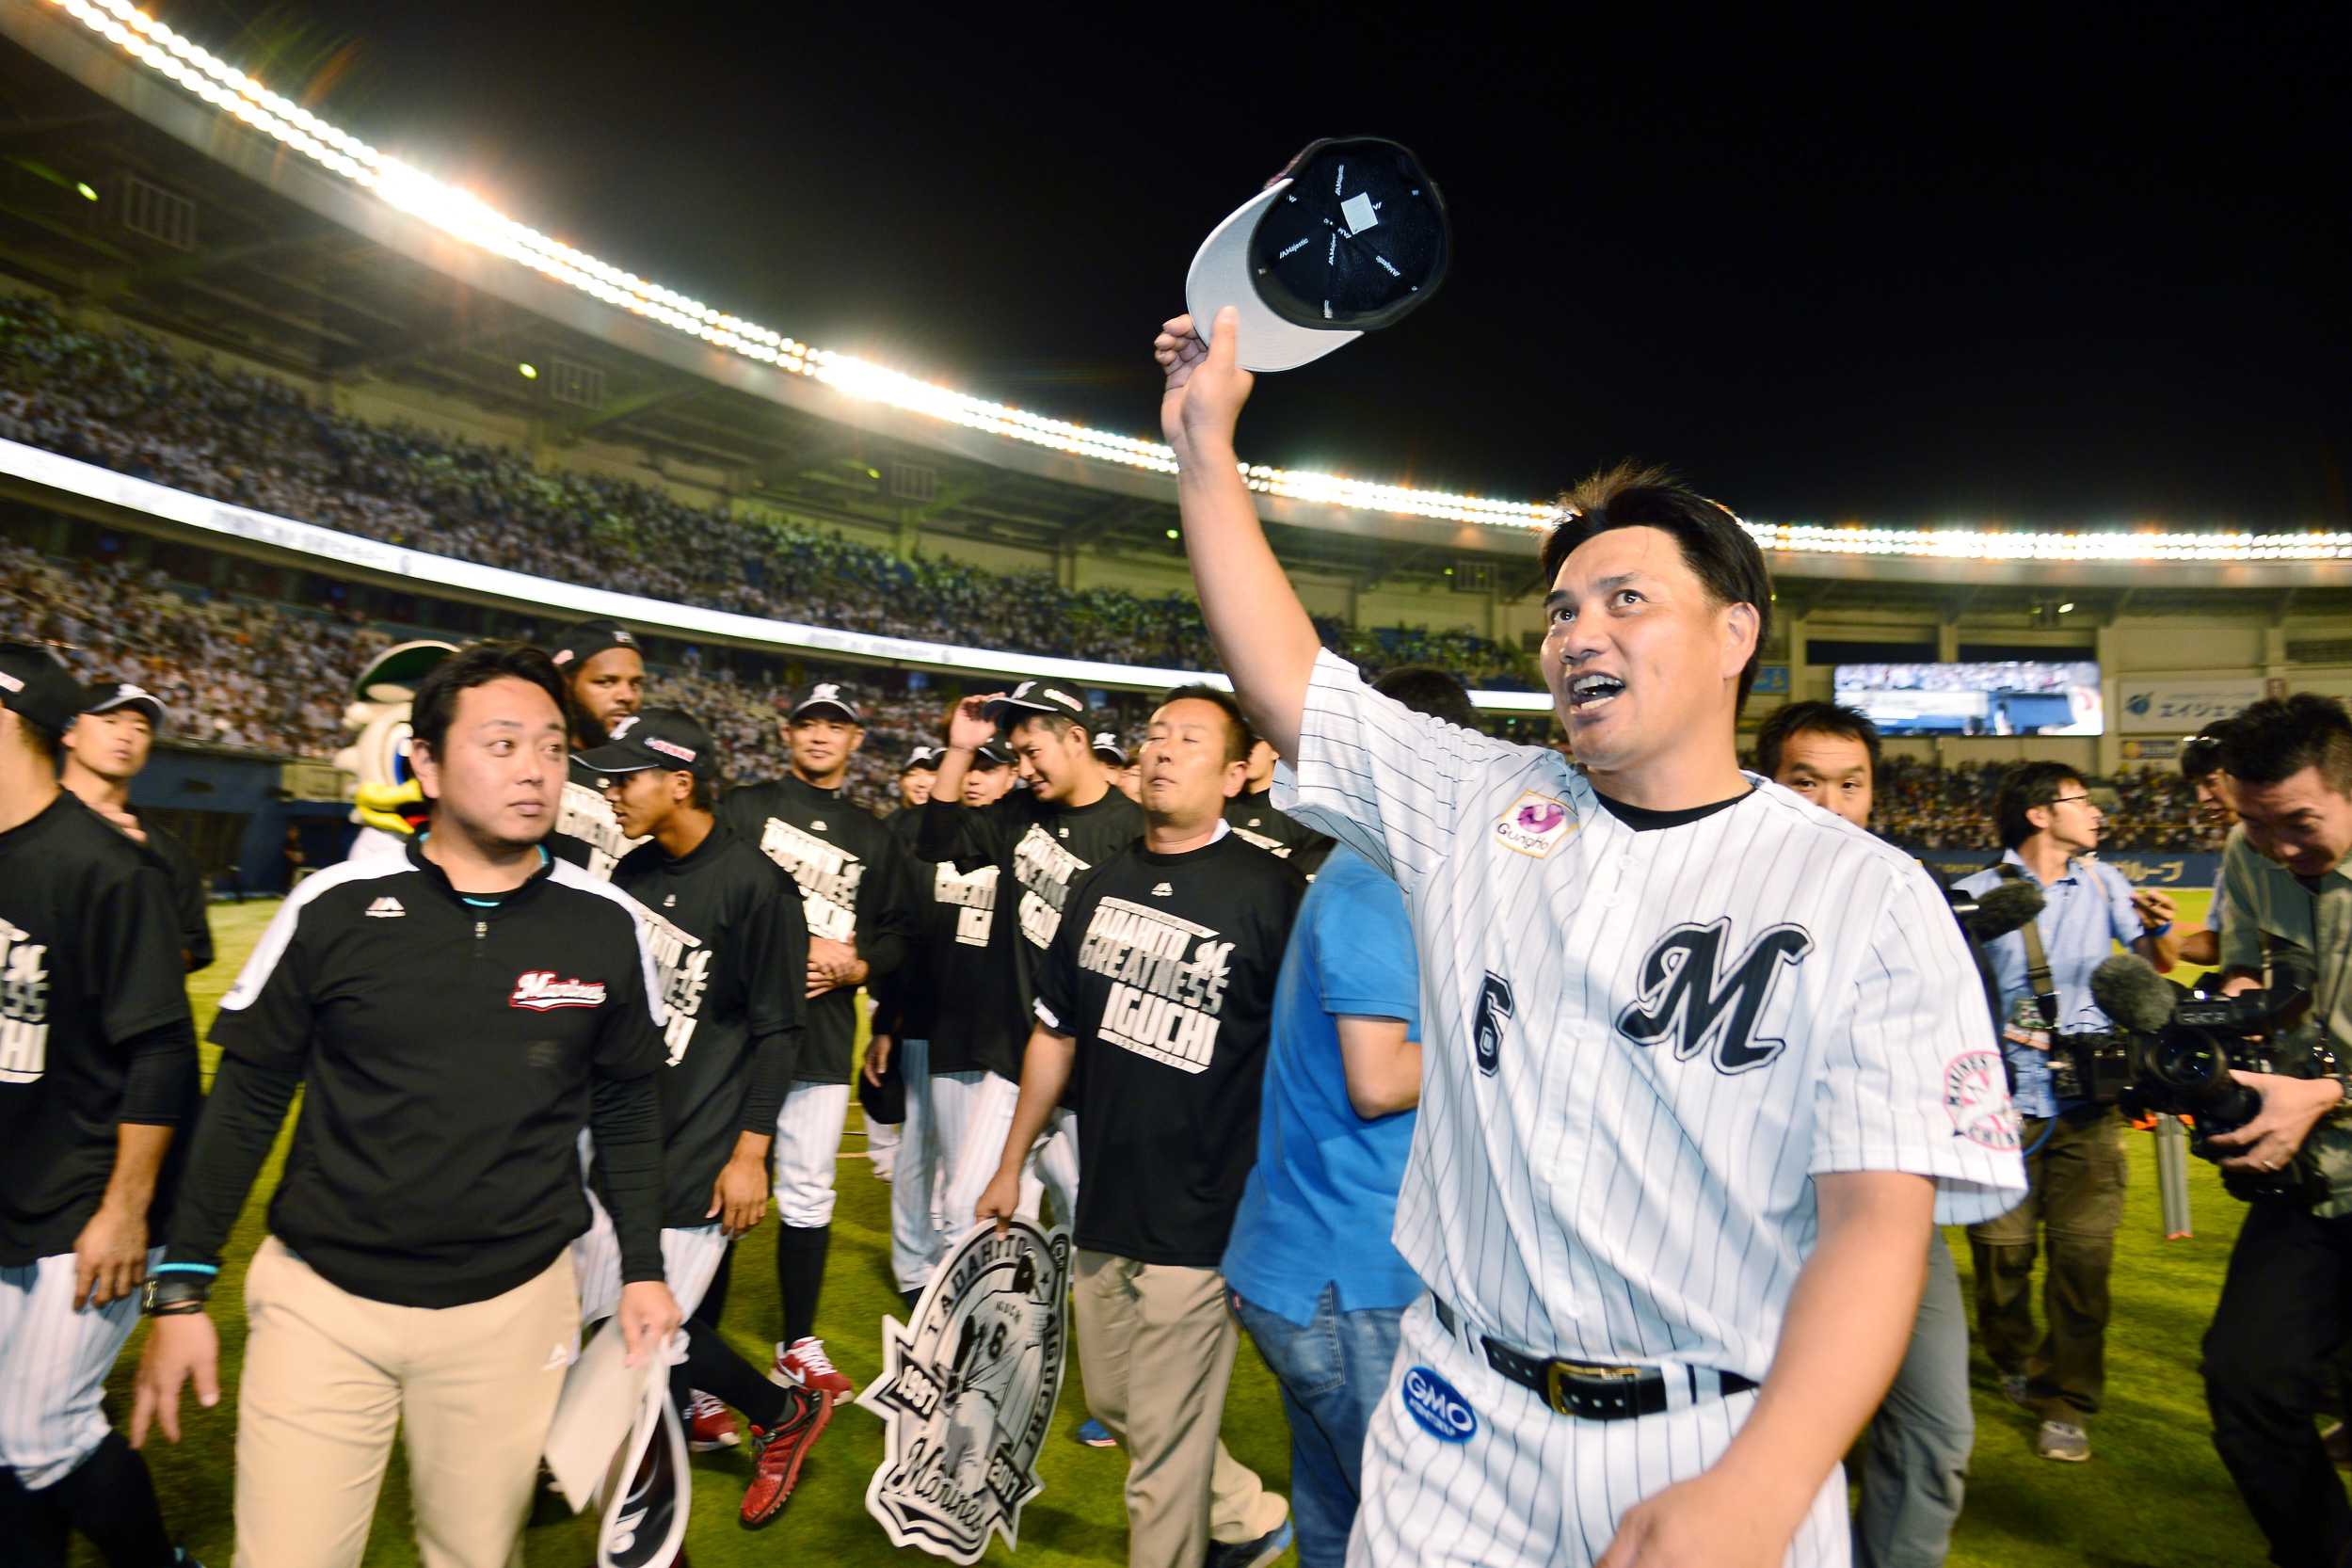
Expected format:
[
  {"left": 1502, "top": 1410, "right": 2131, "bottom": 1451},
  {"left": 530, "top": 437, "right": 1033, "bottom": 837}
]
[
  {"left": 1943, "top": 1048, "right": 2022, "bottom": 1150},
  {"left": 1400, "top": 1366, "right": 1477, "bottom": 1444},
  {"left": 1494, "top": 790, "right": 1576, "bottom": 858}
]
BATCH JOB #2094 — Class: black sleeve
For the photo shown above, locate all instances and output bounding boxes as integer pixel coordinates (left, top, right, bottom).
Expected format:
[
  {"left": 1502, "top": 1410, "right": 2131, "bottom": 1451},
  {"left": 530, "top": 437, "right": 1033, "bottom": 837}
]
[
  {"left": 855, "top": 825, "right": 914, "bottom": 984},
  {"left": 161, "top": 1054, "right": 301, "bottom": 1269},
  {"left": 740, "top": 1029, "right": 796, "bottom": 1136},
  {"left": 119, "top": 1018, "right": 198, "bottom": 1125},
  {"left": 917, "top": 795, "right": 1003, "bottom": 872},
  {"left": 589, "top": 1072, "right": 664, "bottom": 1285},
  {"left": 96, "top": 860, "right": 194, "bottom": 1049},
  {"left": 737, "top": 869, "right": 806, "bottom": 1131},
  {"left": 149, "top": 824, "right": 215, "bottom": 971},
  {"left": 1032, "top": 885, "right": 1087, "bottom": 1037}
]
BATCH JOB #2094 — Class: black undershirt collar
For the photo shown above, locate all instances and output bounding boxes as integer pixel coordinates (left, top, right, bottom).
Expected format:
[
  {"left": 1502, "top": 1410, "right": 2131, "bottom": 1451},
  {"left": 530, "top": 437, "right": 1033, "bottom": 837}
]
[{"left": 1592, "top": 786, "right": 1755, "bottom": 832}]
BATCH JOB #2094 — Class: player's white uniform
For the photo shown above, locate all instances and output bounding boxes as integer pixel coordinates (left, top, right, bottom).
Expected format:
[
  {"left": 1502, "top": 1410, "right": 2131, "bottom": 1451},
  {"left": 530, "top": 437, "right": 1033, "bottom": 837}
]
[{"left": 1275, "top": 651, "right": 2027, "bottom": 1568}]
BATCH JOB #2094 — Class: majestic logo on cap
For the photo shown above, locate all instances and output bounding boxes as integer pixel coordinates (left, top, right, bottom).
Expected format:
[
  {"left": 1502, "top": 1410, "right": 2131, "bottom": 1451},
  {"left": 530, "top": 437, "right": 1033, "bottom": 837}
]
[
  {"left": 551, "top": 649, "right": 574, "bottom": 665},
  {"left": 646, "top": 737, "right": 696, "bottom": 763},
  {"left": 607, "top": 715, "right": 639, "bottom": 740},
  {"left": 1618, "top": 919, "right": 1813, "bottom": 1075},
  {"left": 613, "top": 630, "right": 634, "bottom": 644},
  {"left": 510, "top": 972, "right": 608, "bottom": 1010},
  {"left": 858, "top": 1220, "right": 1070, "bottom": 1564}
]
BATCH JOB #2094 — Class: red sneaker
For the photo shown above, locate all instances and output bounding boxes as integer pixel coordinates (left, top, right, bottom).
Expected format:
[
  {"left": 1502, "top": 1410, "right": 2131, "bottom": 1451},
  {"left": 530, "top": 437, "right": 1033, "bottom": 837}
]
[
  {"left": 770, "top": 1336, "right": 855, "bottom": 1406},
  {"left": 684, "top": 1389, "right": 739, "bottom": 1451},
  {"left": 739, "top": 1387, "right": 831, "bottom": 1528}
]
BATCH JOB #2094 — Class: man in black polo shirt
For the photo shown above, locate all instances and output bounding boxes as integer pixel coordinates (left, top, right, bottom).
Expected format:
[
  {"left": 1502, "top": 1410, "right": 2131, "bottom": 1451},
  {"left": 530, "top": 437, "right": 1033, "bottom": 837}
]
[
  {"left": 131, "top": 642, "right": 679, "bottom": 1568},
  {"left": 1224, "top": 728, "right": 1334, "bottom": 875},
  {"left": 721, "top": 680, "right": 910, "bottom": 1404},
  {"left": 922, "top": 681, "right": 1144, "bottom": 1233},
  {"left": 59, "top": 682, "right": 213, "bottom": 971},
  {"left": 977, "top": 684, "right": 1301, "bottom": 1568},
  {"left": 551, "top": 617, "right": 648, "bottom": 878},
  {"left": 0, "top": 645, "right": 199, "bottom": 1568},
  {"left": 580, "top": 708, "right": 830, "bottom": 1526}
]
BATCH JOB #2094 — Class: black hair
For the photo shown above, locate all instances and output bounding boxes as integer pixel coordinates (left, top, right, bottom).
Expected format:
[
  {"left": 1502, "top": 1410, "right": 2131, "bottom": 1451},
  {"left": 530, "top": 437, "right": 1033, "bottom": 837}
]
[
  {"left": 2179, "top": 717, "right": 2243, "bottom": 784},
  {"left": 1002, "top": 709, "right": 1084, "bottom": 744},
  {"left": 1158, "top": 683, "right": 1252, "bottom": 764},
  {"left": 8, "top": 708, "right": 57, "bottom": 763},
  {"left": 1752, "top": 700, "right": 1881, "bottom": 782},
  {"left": 409, "top": 641, "right": 569, "bottom": 764},
  {"left": 1539, "top": 462, "right": 1772, "bottom": 708},
  {"left": 1994, "top": 760, "right": 2087, "bottom": 850},
  {"left": 2220, "top": 695, "right": 2352, "bottom": 792},
  {"left": 1372, "top": 664, "right": 1481, "bottom": 731}
]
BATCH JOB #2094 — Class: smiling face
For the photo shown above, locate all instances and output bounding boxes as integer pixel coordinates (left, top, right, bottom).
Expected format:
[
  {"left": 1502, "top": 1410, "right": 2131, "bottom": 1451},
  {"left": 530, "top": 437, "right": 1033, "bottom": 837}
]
[
  {"left": 1006, "top": 715, "right": 1098, "bottom": 805},
  {"left": 410, "top": 675, "right": 566, "bottom": 851},
  {"left": 899, "top": 769, "right": 936, "bottom": 808},
  {"left": 568, "top": 646, "right": 645, "bottom": 744},
  {"left": 962, "top": 760, "right": 1014, "bottom": 806},
  {"left": 1772, "top": 728, "right": 1874, "bottom": 829},
  {"left": 1139, "top": 697, "right": 1248, "bottom": 830},
  {"left": 2192, "top": 770, "right": 2239, "bottom": 829},
  {"left": 786, "top": 713, "right": 863, "bottom": 785},
  {"left": 1540, "top": 525, "right": 1758, "bottom": 780},
  {"left": 2232, "top": 766, "right": 2352, "bottom": 879},
  {"left": 63, "top": 707, "right": 153, "bottom": 784}
]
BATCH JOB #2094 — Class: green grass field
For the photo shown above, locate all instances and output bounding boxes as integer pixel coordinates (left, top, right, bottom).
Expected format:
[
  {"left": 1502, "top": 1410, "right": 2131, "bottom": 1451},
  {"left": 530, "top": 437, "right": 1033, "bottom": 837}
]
[{"left": 95, "top": 892, "right": 2274, "bottom": 1565}]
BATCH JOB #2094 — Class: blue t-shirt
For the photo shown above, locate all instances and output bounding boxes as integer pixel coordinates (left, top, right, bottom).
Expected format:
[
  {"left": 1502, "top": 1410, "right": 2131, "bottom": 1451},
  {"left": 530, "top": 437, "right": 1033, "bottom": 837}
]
[
  {"left": 1955, "top": 849, "right": 2142, "bottom": 1117},
  {"left": 1222, "top": 846, "right": 1422, "bottom": 1323}
]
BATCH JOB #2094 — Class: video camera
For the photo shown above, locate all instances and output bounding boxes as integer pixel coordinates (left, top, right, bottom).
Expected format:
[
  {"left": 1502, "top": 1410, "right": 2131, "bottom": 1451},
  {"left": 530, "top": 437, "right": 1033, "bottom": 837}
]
[{"left": 2093, "top": 951, "right": 2322, "bottom": 1202}]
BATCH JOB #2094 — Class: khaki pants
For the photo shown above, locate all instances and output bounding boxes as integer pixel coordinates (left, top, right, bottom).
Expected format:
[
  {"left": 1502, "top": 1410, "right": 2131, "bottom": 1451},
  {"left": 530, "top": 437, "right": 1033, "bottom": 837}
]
[
  {"left": 1966, "top": 1108, "right": 2127, "bottom": 1420},
  {"left": 1072, "top": 1250, "right": 1287, "bottom": 1568},
  {"left": 232, "top": 1237, "right": 579, "bottom": 1568}
]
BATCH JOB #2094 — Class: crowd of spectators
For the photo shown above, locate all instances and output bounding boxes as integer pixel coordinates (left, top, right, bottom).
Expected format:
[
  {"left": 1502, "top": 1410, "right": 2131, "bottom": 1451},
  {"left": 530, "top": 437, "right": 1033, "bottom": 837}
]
[
  {"left": 1870, "top": 755, "right": 2219, "bottom": 853},
  {"left": 0, "top": 294, "right": 1532, "bottom": 688}
]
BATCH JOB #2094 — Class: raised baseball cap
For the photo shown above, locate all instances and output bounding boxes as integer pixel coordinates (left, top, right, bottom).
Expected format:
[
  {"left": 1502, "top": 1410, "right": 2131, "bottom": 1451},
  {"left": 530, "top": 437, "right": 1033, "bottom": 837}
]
[
  {"left": 1186, "top": 136, "right": 1450, "bottom": 374},
  {"left": 82, "top": 680, "right": 166, "bottom": 728},
  {"left": 0, "top": 642, "right": 84, "bottom": 738},
  {"left": 982, "top": 680, "right": 1088, "bottom": 727},
  {"left": 1090, "top": 729, "right": 1127, "bottom": 765},
  {"left": 575, "top": 708, "right": 719, "bottom": 781},
  {"left": 902, "top": 744, "right": 944, "bottom": 773},
  {"left": 550, "top": 618, "right": 638, "bottom": 670},
  {"left": 789, "top": 680, "right": 864, "bottom": 725}
]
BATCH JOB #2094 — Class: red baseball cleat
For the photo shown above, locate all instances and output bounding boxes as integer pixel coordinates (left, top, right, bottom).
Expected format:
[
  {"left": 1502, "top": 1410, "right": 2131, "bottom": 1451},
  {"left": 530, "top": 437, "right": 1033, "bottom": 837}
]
[
  {"left": 739, "top": 1387, "right": 831, "bottom": 1528},
  {"left": 770, "top": 1336, "right": 855, "bottom": 1406},
  {"left": 684, "top": 1389, "right": 740, "bottom": 1451}
]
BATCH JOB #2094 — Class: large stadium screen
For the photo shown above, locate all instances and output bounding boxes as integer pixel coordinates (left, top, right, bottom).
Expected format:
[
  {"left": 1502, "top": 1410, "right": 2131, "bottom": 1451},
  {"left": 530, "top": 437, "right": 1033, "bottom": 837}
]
[{"left": 1832, "top": 661, "right": 2104, "bottom": 737}]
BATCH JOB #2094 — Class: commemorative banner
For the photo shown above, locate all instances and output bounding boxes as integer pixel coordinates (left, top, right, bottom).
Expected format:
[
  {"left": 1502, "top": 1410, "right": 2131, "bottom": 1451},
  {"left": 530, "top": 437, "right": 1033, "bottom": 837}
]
[{"left": 857, "top": 1219, "right": 1071, "bottom": 1563}]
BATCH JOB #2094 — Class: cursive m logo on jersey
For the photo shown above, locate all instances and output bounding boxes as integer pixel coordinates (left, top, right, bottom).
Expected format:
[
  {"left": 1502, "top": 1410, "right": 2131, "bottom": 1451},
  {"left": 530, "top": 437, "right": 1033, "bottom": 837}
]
[
  {"left": 510, "top": 971, "right": 608, "bottom": 1011},
  {"left": 1617, "top": 919, "right": 1814, "bottom": 1075}
]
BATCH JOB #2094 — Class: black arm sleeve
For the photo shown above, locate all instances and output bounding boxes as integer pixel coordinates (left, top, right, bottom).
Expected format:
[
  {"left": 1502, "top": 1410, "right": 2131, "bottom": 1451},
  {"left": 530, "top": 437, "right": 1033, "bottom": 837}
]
[
  {"left": 119, "top": 1017, "right": 198, "bottom": 1125},
  {"left": 916, "top": 795, "right": 1002, "bottom": 872},
  {"left": 162, "top": 1054, "right": 301, "bottom": 1269},
  {"left": 739, "top": 1027, "right": 798, "bottom": 1136},
  {"left": 855, "top": 830, "right": 914, "bottom": 984},
  {"left": 589, "top": 1071, "right": 665, "bottom": 1286}
]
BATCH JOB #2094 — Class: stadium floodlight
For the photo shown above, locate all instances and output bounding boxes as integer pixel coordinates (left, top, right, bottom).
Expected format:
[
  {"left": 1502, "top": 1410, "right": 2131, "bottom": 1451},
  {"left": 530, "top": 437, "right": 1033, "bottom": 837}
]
[
  {"left": 37, "top": 0, "right": 2352, "bottom": 560},
  {"left": 518, "top": 362, "right": 537, "bottom": 379},
  {"left": 73, "top": 180, "right": 94, "bottom": 199}
]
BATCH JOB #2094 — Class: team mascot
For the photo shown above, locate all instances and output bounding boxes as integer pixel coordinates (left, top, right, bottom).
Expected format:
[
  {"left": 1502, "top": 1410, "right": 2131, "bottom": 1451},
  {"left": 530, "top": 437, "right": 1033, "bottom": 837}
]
[{"left": 331, "top": 639, "right": 456, "bottom": 868}]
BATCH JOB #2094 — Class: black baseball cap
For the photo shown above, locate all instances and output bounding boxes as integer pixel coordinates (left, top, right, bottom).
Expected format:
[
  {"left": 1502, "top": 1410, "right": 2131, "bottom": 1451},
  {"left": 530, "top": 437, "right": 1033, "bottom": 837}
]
[
  {"left": 1187, "top": 136, "right": 1450, "bottom": 373},
  {"left": 789, "top": 680, "right": 864, "bottom": 725},
  {"left": 902, "top": 744, "right": 943, "bottom": 773},
  {"left": 971, "top": 741, "right": 1012, "bottom": 770},
  {"left": 575, "top": 707, "right": 719, "bottom": 781},
  {"left": 982, "top": 680, "right": 1088, "bottom": 728},
  {"left": 81, "top": 681, "right": 166, "bottom": 728},
  {"left": 1090, "top": 728, "right": 1127, "bottom": 765},
  {"left": 0, "top": 642, "right": 83, "bottom": 738},
  {"left": 550, "top": 618, "right": 638, "bottom": 671},
  {"left": 351, "top": 639, "right": 457, "bottom": 702}
]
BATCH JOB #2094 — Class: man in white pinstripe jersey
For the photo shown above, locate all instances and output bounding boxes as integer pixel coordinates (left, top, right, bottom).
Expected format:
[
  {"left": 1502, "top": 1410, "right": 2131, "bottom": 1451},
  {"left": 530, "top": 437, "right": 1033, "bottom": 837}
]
[{"left": 1156, "top": 309, "right": 2028, "bottom": 1568}]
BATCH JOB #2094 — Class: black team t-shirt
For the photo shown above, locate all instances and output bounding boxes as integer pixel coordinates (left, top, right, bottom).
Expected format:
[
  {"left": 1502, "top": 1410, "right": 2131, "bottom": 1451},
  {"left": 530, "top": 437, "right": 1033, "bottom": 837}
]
[
  {"left": 874, "top": 805, "right": 1021, "bottom": 1080},
  {"left": 722, "top": 773, "right": 911, "bottom": 1084},
  {"left": 611, "top": 822, "right": 808, "bottom": 1226},
  {"left": 1224, "top": 786, "right": 1336, "bottom": 875},
  {"left": 1032, "top": 828, "right": 1305, "bottom": 1266},
  {"left": 552, "top": 754, "right": 648, "bottom": 879},
  {"left": 129, "top": 809, "right": 215, "bottom": 970},
  {"left": 0, "top": 792, "right": 198, "bottom": 1265}
]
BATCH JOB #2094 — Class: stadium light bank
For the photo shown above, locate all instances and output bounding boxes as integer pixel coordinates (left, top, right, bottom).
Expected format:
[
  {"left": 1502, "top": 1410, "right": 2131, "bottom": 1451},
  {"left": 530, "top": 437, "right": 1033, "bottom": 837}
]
[{"left": 40, "top": 0, "right": 2352, "bottom": 568}]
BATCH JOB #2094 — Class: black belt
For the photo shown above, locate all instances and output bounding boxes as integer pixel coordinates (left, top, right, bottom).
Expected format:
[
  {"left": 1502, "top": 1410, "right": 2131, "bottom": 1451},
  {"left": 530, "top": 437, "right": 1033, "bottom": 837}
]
[{"left": 1433, "top": 1298, "right": 1757, "bottom": 1421}]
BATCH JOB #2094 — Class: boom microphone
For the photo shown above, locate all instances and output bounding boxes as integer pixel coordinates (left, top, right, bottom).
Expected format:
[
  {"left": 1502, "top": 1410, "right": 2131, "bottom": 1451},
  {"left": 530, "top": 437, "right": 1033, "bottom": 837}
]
[
  {"left": 2090, "top": 952, "right": 2177, "bottom": 1034},
  {"left": 1967, "top": 878, "right": 2047, "bottom": 943}
]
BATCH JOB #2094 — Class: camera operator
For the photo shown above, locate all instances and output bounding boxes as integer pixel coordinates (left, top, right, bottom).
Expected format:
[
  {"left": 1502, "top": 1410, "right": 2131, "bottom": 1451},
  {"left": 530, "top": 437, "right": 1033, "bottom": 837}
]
[
  {"left": 2199, "top": 695, "right": 2352, "bottom": 1568},
  {"left": 1954, "top": 761, "right": 2174, "bottom": 1464}
]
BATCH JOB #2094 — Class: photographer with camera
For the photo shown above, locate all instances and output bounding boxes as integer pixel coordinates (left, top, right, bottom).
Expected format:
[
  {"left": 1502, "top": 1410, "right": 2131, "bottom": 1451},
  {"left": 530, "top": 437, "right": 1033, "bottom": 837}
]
[
  {"left": 1954, "top": 761, "right": 2175, "bottom": 1464},
  {"left": 2197, "top": 695, "right": 2352, "bottom": 1568}
]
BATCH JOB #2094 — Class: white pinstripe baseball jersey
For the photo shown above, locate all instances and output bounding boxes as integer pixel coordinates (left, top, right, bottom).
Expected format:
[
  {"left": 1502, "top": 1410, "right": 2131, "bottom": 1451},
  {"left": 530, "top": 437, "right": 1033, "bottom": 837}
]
[{"left": 1275, "top": 650, "right": 2027, "bottom": 1381}]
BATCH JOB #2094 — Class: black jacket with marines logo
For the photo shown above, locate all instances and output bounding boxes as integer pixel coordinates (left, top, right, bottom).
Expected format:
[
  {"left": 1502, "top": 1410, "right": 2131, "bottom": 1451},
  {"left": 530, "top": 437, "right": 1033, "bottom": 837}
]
[
  {"left": 164, "top": 839, "right": 669, "bottom": 1309},
  {"left": 721, "top": 773, "right": 912, "bottom": 1084}
]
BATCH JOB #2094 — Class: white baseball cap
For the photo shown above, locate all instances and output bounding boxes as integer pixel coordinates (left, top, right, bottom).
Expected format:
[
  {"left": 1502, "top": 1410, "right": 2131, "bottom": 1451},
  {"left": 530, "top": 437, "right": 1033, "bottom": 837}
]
[{"left": 1185, "top": 137, "right": 1451, "bottom": 373}]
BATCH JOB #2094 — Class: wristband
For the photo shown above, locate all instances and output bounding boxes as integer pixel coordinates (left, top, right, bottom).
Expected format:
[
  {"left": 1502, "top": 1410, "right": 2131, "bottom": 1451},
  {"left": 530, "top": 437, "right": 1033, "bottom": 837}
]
[
  {"left": 141, "top": 1271, "right": 213, "bottom": 1316},
  {"left": 2143, "top": 920, "right": 2173, "bottom": 938}
]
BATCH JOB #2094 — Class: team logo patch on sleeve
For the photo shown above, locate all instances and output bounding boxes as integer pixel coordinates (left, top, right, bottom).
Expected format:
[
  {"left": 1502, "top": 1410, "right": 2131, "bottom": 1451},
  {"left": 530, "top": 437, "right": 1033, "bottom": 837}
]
[
  {"left": 1400, "top": 1367, "right": 1477, "bottom": 1443},
  {"left": 510, "top": 972, "right": 609, "bottom": 1010},
  {"left": 1943, "top": 1048, "right": 2023, "bottom": 1149},
  {"left": 1494, "top": 791, "right": 1576, "bottom": 857}
]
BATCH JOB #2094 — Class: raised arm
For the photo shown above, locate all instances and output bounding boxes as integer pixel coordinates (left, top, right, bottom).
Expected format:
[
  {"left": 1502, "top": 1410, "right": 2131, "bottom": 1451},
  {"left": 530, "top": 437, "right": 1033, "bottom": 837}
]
[{"left": 1156, "top": 308, "right": 1323, "bottom": 760}]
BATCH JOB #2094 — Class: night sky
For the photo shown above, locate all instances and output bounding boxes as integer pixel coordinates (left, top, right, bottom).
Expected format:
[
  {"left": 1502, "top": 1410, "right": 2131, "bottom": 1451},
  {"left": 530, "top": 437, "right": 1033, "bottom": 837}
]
[{"left": 170, "top": 3, "right": 2351, "bottom": 527}]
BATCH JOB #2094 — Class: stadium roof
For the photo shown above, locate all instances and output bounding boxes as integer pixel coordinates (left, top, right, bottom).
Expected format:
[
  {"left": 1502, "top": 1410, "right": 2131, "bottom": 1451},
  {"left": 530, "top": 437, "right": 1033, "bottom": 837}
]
[{"left": 0, "top": 0, "right": 2349, "bottom": 616}]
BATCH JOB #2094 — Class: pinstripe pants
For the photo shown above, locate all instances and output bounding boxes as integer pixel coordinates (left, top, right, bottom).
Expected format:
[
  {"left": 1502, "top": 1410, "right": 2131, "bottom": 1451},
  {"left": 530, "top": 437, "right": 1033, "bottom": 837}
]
[{"left": 0, "top": 1247, "right": 159, "bottom": 1487}]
